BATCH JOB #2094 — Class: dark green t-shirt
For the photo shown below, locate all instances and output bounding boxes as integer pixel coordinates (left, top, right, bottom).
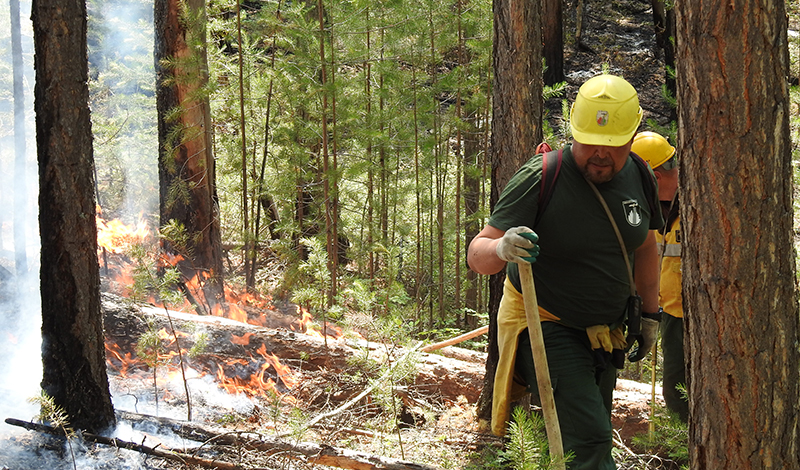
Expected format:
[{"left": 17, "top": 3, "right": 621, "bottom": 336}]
[{"left": 489, "top": 144, "right": 664, "bottom": 328}]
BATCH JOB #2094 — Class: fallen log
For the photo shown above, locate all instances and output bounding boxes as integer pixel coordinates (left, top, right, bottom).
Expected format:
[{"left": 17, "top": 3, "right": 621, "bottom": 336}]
[
  {"left": 102, "top": 293, "right": 484, "bottom": 403},
  {"left": 114, "top": 411, "right": 444, "bottom": 470},
  {"left": 4, "top": 418, "right": 243, "bottom": 470},
  {"left": 420, "top": 326, "right": 488, "bottom": 353}
]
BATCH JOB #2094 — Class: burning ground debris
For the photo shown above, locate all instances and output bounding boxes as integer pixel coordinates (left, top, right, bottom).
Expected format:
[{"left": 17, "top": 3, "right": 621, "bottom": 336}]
[{"left": 93, "top": 292, "right": 491, "bottom": 468}]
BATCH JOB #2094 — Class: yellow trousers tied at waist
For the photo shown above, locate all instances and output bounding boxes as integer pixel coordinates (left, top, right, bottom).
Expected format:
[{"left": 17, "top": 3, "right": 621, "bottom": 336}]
[
  {"left": 491, "top": 277, "right": 627, "bottom": 436},
  {"left": 491, "top": 277, "right": 559, "bottom": 436}
]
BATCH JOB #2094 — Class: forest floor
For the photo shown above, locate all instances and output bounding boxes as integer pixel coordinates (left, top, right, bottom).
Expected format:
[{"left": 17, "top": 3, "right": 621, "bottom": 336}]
[{"left": 544, "top": 0, "right": 674, "bottom": 136}]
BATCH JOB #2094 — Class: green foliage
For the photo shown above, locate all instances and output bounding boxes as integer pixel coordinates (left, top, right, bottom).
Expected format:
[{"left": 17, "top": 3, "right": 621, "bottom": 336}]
[
  {"left": 30, "top": 391, "right": 74, "bottom": 435},
  {"left": 660, "top": 83, "right": 677, "bottom": 109},
  {"left": 135, "top": 322, "right": 166, "bottom": 369},
  {"left": 643, "top": 119, "right": 678, "bottom": 148},
  {"left": 159, "top": 219, "right": 196, "bottom": 260},
  {"left": 632, "top": 405, "right": 689, "bottom": 465},
  {"left": 188, "top": 332, "right": 208, "bottom": 358},
  {"left": 30, "top": 392, "right": 77, "bottom": 470},
  {"left": 498, "top": 407, "right": 572, "bottom": 470},
  {"left": 128, "top": 243, "right": 185, "bottom": 306},
  {"left": 87, "top": 0, "right": 158, "bottom": 220}
]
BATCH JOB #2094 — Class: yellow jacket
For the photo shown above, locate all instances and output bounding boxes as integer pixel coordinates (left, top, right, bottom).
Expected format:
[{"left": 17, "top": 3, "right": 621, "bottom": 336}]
[{"left": 656, "top": 213, "right": 682, "bottom": 318}]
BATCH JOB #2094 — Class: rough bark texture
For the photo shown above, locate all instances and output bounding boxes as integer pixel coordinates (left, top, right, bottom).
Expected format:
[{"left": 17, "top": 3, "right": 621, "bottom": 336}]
[
  {"left": 542, "top": 0, "right": 563, "bottom": 85},
  {"left": 33, "top": 0, "right": 115, "bottom": 432},
  {"left": 155, "top": 0, "right": 224, "bottom": 308},
  {"left": 477, "top": 0, "right": 543, "bottom": 427},
  {"left": 675, "top": 0, "right": 800, "bottom": 467}
]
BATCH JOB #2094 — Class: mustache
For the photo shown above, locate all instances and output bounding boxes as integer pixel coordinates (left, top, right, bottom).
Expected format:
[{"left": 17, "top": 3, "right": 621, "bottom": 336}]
[{"left": 587, "top": 155, "right": 614, "bottom": 166}]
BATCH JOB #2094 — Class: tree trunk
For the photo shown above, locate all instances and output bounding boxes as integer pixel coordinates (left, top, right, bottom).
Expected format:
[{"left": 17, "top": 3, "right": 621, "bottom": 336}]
[
  {"left": 476, "top": 0, "right": 543, "bottom": 427},
  {"left": 542, "top": 0, "right": 563, "bottom": 85},
  {"left": 33, "top": 0, "right": 115, "bottom": 432},
  {"left": 676, "top": 0, "right": 800, "bottom": 467},
  {"left": 236, "top": 0, "right": 252, "bottom": 291},
  {"left": 650, "top": 0, "right": 676, "bottom": 120},
  {"left": 463, "top": 110, "right": 481, "bottom": 327},
  {"left": 155, "top": 0, "right": 225, "bottom": 310}
]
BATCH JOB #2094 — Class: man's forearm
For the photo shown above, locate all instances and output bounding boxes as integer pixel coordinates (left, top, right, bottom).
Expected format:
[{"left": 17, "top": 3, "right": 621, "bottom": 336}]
[
  {"left": 634, "top": 231, "right": 660, "bottom": 312},
  {"left": 467, "top": 225, "right": 507, "bottom": 275}
]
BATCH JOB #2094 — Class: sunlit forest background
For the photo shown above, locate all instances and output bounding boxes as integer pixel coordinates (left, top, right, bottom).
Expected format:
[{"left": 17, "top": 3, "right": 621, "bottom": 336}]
[{"left": 3, "top": 0, "right": 800, "bottom": 342}]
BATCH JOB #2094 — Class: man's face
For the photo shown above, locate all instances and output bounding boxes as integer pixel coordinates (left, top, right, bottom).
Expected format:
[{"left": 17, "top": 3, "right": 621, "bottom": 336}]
[
  {"left": 655, "top": 167, "right": 679, "bottom": 201},
  {"left": 572, "top": 139, "right": 634, "bottom": 184}
]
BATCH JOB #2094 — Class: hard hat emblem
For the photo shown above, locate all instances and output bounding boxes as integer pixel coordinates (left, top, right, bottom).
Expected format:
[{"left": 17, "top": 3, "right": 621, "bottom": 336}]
[{"left": 596, "top": 110, "right": 609, "bottom": 127}]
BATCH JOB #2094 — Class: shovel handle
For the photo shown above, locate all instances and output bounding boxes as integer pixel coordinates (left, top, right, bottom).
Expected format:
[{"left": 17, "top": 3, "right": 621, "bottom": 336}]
[{"left": 518, "top": 262, "right": 565, "bottom": 467}]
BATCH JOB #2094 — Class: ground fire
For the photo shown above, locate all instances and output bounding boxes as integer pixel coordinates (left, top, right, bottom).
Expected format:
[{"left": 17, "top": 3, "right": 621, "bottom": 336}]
[{"left": 96, "top": 213, "right": 345, "bottom": 405}]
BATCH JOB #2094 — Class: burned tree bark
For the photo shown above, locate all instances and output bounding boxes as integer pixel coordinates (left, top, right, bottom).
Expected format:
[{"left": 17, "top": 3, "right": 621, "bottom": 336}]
[
  {"left": 477, "top": 0, "right": 543, "bottom": 429},
  {"left": 155, "top": 0, "right": 225, "bottom": 311},
  {"left": 33, "top": 0, "right": 115, "bottom": 432},
  {"left": 676, "top": 0, "right": 800, "bottom": 467}
]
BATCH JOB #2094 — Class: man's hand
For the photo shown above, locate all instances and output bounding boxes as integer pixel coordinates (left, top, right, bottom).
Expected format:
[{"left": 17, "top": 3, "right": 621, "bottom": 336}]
[
  {"left": 627, "top": 317, "right": 659, "bottom": 362},
  {"left": 495, "top": 227, "right": 539, "bottom": 264}
]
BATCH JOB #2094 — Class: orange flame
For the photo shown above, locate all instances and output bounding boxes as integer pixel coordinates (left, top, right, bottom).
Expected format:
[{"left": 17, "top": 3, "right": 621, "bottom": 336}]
[
  {"left": 96, "top": 210, "right": 151, "bottom": 255},
  {"left": 257, "top": 343, "right": 298, "bottom": 390}
]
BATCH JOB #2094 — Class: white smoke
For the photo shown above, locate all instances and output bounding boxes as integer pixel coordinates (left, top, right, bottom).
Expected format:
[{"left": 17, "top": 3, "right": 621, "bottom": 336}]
[
  {"left": 0, "top": 0, "right": 43, "bottom": 439},
  {"left": 1, "top": 0, "right": 163, "bottom": 466}
]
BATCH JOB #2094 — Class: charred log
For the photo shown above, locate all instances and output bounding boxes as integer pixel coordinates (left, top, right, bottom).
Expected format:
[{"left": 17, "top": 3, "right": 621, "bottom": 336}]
[{"left": 102, "top": 294, "right": 484, "bottom": 404}]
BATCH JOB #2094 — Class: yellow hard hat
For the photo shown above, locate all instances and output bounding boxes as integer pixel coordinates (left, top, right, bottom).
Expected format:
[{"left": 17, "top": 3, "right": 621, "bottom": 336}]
[
  {"left": 570, "top": 74, "right": 642, "bottom": 147},
  {"left": 631, "top": 131, "right": 676, "bottom": 169}
]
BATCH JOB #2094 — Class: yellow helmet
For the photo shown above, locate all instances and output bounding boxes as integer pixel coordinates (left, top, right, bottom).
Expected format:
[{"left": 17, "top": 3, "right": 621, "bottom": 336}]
[
  {"left": 570, "top": 74, "right": 642, "bottom": 147},
  {"left": 631, "top": 131, "right": 675, "bottom": 169}
]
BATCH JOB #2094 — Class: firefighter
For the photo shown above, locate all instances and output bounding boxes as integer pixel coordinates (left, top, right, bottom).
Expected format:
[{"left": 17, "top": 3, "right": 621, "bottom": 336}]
[
  {"left": 631, "top": 131, "right": 687, "bottom": 422},
  {"left": 468, "top": 74, "right": 664, "bottom": 470}
]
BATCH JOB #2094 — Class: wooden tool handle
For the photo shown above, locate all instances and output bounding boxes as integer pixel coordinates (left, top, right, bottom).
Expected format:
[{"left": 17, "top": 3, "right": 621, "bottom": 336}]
[{"left": 518, "top": 262, "right": 565, "bottom": 468}]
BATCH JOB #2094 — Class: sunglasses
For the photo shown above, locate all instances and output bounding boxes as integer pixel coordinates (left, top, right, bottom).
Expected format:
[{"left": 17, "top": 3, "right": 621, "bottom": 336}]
[{"left": 656, "top": 156, "right": 677, "bottom": 171}]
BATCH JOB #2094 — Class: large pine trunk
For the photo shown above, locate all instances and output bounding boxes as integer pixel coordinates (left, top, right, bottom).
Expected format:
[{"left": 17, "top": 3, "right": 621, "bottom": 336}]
[
  {"left": 476, "top": 0, "right": 543, "bottom": 428},
  {"left": 33, "top": 0, "right": 115, "bottom": 432},
  {"left": 676, "top": 0, "right": 800, "bottom": 467},
  {"left": 154, "top": 0, "right": 224, "bottom": 310}
]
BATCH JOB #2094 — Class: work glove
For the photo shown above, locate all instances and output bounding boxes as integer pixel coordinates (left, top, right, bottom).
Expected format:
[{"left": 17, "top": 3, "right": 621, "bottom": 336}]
[
  {"left": 627, "top": 317, "right": 659, "bottom": 362},
  {"left": 586, "top": 325, "right": 613, "bottom": 353},
  {"left": 495, "top": 226, "right": 539, "bottom": 264}
]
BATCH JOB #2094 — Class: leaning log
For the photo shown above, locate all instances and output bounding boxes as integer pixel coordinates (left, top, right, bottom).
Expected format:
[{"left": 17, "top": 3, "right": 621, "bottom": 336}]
[{"left": 101, "top": 293, "right": 484, "bottom": 403}]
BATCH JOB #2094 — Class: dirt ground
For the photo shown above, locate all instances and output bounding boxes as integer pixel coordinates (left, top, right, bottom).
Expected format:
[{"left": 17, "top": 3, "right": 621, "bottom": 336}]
[{"left": 545, "top": 0, "right": 674, "bottom": 133}]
